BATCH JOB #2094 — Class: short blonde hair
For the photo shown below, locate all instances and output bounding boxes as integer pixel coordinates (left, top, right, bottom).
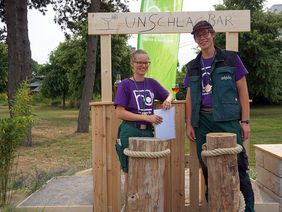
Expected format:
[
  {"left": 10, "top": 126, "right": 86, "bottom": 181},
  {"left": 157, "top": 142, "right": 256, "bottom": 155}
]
[{"left": 130, "top": 49, "right": 148, "bottom": 64}]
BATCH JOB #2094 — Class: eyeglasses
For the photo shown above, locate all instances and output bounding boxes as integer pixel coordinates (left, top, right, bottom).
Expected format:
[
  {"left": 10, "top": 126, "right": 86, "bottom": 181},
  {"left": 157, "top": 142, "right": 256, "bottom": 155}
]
[
  {"left": 195, "top": 30, "right": 210, "bottom": 40},
  {"left": 133, "top": 61, "right": 151, "bottom": 66}
]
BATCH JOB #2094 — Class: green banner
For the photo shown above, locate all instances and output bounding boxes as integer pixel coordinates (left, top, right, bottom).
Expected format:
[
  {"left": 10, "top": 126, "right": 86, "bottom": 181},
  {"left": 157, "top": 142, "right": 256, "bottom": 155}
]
[{"left": 138, "top": 0, "right": 183, "bottom": 93}]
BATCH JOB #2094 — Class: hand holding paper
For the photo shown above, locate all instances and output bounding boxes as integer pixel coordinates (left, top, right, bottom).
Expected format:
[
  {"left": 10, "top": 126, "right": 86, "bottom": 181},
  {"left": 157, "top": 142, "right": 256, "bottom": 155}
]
[{"left": 154, "top": 107, "right": 176, "bottom": 140}]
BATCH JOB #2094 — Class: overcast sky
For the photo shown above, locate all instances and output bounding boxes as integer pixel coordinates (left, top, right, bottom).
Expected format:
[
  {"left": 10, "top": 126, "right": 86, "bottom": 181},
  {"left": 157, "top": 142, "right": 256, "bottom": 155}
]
[{"left": 28, "top": 0, "right": 281, "bottom": 65}]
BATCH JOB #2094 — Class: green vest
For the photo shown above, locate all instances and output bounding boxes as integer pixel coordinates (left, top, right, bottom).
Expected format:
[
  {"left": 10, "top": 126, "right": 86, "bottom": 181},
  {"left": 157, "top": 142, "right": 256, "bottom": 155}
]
[{"left": 187, "top": 48, "right": 241, "bottom": 127}]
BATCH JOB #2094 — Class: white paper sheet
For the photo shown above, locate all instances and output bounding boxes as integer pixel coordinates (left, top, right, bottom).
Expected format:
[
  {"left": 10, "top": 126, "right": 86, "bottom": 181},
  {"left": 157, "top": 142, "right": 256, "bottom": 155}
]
[{"left": 154, "top": 107, "right": 176, "bottom": 140}]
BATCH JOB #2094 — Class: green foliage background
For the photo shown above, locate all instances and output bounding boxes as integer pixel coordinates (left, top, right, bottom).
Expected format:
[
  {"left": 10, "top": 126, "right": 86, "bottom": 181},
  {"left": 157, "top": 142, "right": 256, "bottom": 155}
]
[
  {"left": 40, "top": 29, "right": 132, "bottom": 105},
  {"left": 214, "top": 0, "right": 282, "bottom": 104}
]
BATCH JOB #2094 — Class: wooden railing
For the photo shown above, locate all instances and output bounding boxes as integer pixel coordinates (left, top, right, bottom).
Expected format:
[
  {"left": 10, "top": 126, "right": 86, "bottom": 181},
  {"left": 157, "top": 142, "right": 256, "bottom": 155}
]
[{"left": 90, "top": 101, "right": 207, "bottom": 212}]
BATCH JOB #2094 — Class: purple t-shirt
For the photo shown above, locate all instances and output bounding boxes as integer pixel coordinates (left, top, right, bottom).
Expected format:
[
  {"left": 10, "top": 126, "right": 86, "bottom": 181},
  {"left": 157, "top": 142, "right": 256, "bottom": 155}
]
[
  {"left": 114, "top": 77, "right": 169, "bottom": 118},
  {"left": 183, "top": 55, "right": 248, "bottom": 108}
]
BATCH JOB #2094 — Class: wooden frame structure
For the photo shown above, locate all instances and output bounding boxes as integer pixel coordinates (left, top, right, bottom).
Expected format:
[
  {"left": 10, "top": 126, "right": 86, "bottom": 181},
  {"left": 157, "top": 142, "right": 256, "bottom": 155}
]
[{"left": 89, "top": 10, "right": 250, "bottom": 212}]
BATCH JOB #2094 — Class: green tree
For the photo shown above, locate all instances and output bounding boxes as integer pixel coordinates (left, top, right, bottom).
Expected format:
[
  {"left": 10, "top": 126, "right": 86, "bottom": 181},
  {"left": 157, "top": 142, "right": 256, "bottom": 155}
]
[
  {"left": 41, "top": 64, "right": 69, "bottom": 109},
  {"left": 1, "top": 0, "right": 52, "bottom": 146},
  {"left": 0, "top": 42, "right": 41, "bottom": 95},
  {"left": 215, "top": 0, "right": 282, "bottom": 104},
  {"left": 42, "top": 26, "right": 132, "bottom": 108},
  {"left": 221, "top": 0, "right": 264, "bottom": 12},
  {"left": 241, "top": 12, "right": 282, "bottom": 103},
  {"left": 51, "top": 0, "right": 129, "bottom": 132},
  {"left": 31, "top": 60, "right": 44, "bottom": 77}
]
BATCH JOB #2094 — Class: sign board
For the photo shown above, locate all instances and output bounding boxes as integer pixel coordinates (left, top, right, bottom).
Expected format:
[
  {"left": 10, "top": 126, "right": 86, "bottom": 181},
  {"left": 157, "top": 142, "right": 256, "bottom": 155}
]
[{"left": 88, "top": 10, "right": 250, "bottom": 35}]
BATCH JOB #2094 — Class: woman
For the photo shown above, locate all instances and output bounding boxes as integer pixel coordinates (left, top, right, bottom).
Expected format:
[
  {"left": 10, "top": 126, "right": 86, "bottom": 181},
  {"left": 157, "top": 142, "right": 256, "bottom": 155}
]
[{"left": 114, "top": 49, "right": 172, "bottom": 210}]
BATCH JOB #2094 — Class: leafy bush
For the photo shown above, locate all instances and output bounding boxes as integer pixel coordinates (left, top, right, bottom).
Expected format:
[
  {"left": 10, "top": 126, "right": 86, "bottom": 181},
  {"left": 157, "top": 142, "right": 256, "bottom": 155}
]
[
  {"left": 0, "top": 82, "right": 33, "bottom": 207},
  {"left": 0, "top": 93, "right": 8, "bottom": 105},
  {"left": 31, "top": 92, "right": 51, "bottom": 106}
]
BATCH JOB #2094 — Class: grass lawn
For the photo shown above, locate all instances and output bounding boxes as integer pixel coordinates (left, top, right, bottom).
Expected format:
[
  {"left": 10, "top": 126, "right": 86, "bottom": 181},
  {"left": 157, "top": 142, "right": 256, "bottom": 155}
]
[
  {"left": 0, "top": 105, "right": 92, "bottom": 196},
  {"left": 249, "top": 105, "right": 282, "bottom": 166},
  {"left": 0, "top": 104, "right": 281, "bottom": 199}
]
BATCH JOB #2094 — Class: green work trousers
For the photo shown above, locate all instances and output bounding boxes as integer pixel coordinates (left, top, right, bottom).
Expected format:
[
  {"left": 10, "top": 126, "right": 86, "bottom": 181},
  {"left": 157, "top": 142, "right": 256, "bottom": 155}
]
[
  {"left": 195, "top": 111, "right": 255, "bottom": 212},
  {"left": 115, "top": 121, "right": 154, "bottom": 173}
]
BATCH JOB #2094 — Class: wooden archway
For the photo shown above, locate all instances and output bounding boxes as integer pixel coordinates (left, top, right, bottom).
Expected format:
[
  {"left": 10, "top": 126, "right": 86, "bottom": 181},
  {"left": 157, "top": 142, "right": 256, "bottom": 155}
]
[{"left": 88, "top": 10, "right": 250, "bottom": 212}]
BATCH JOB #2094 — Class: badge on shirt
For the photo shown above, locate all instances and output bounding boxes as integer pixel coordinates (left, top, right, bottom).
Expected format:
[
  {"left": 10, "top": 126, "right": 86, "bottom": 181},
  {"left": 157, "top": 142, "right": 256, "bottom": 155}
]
[{"left": 204, "top": 84, "right": 212, "bottom": 93}]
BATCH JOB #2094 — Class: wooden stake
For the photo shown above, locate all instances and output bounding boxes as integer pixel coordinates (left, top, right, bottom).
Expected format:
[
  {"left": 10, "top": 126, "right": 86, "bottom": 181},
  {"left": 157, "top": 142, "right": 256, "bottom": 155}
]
[
  {"left": 127, "top": 138, "right": 169, "bottom": 212},
  {"left": 206, "top": 133, "right": 240, "bottom": 212}
]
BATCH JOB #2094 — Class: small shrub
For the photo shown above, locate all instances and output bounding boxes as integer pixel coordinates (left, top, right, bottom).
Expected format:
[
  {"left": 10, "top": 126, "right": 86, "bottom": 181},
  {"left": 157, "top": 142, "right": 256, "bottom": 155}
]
[
  {"left": 0, "top": 82, "right": 33, "bottom": 207},
  {"left": 0, "top": 204, "right": 16, "bottom": 212},
  {"left": 0, "top": 93, "right": 8, "bottom": 105}
]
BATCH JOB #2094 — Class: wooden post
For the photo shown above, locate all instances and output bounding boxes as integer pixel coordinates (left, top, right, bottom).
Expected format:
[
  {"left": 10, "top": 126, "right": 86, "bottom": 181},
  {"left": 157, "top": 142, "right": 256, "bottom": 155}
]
[
  {"left": 206, "top": 133, "right": 240, "bottom": 212},
  {"left": 127, "top": 137, "right": 169, "bottom": 212},
  {"left": 226, "top": 32, "right": 238, "bottom": 51},
  {"left": 100, "top": 35, "right": 112, "bottom": 102},
  {"left": 91, "top": 102, "right": 121, "bottom": 212}
]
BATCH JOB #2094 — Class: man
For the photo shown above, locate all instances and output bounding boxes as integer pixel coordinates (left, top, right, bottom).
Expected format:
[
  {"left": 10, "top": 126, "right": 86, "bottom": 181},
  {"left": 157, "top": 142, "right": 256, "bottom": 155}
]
[{"left": 184, "top": 20, "right": 255, "bottom": 211}]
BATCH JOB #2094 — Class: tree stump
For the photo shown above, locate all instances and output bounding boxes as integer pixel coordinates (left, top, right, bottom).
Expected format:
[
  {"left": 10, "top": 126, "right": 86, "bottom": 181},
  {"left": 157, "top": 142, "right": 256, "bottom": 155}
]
[
  {"left": 206, "top": 133, "right": 240, "bottom": 212},
  {"left": 127, "top": 137, "right": 169, "bottom": 212}
]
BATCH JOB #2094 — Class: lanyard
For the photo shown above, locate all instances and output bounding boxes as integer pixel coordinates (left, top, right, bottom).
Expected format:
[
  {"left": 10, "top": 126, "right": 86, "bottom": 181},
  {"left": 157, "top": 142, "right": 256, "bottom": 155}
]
[
  {"left": 200, "top": 52, "right": 216, "bottom": 93},
  {"left": 132, "top": 77, "right": 147, "bottom": 112}
]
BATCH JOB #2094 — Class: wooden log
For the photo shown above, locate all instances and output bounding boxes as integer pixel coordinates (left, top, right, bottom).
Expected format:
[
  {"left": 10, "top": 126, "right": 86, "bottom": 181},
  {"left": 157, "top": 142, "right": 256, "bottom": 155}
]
[
  {"left": 206, "top": 133, "right": 240, "bottom": 212},
  {"left": 127, "top": 137, "right": 169, "bottom": 212}
]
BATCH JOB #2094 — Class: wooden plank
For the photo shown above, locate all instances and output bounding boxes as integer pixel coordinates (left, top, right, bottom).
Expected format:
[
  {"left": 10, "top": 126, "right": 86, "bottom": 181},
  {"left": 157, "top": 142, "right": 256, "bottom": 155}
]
[
  {"left": 102, "top": 106, "right": 108, "bottom": 211},
  {"left": 185, "top": 154, "right": 189, "bottom": 168},
  {"left": 189, "top": 141, "right": 200, "bottom": 211},
  {"left": 254, "top": 203, "right": 279, "bottom": 212},
  {"left": 164, "top": 141, "right": 172, "bottom": 212},
  {"left": 199, "top": 169, "right": 208, "bottom": 210},
  {"left": 256, "top": 166, "right": 282, "bottom": 197},
  {"left": 256, "top": 149, "right": 264, "bottom": 168},
  {"left": 255, "top": 144, "right": 282, "bottom": 160},
  {"left": 170, "top": 103, "right": 185, "bottom": 211},
  {"left": 92, "top": 105, "right": 108, "bottom": 212},
  {"left": 90, "top": 101, "right": 114, "bottom": 106},
  {"left": 100, "top": 35, "right": 112, "bottom": 102},
  {"left": 255, "top": 180, "right": 282, "bottom": 205},
  {"left": 256, "top": 147, "right": 282, "bottom": 177},
  {"left": 88, "top": 10, "right": 250, "bottom": 35},
  {"left": 226, "top": 32, "right": 238, "bottom": 51},
  {"left": 263, "top": 153, "right": 282, "bottom": 177},
  {"left": 106, "top": 105, "right": 121, "bottom": 211}
]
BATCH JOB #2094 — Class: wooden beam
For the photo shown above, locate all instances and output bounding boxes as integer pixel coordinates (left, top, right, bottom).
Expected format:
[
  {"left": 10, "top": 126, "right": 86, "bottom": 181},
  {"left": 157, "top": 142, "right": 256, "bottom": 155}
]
[
  {"left": 88, "top": 10, "right": 250, "bottom": 35},
  {"left": 226, "top": 32, "right": 239, "bottom": 51},
  {"left": 100, "top": 35, "right": 112, "bottom": 102}
]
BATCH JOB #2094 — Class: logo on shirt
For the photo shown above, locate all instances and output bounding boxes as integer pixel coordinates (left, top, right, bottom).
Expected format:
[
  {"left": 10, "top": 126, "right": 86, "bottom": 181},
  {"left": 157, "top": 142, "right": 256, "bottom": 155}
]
[
  {"left": 221, "top": 75, "right": 232, "bottom": 80},
  {"left": 133, "top": 89, "right": 154, "bottom": 113}
]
